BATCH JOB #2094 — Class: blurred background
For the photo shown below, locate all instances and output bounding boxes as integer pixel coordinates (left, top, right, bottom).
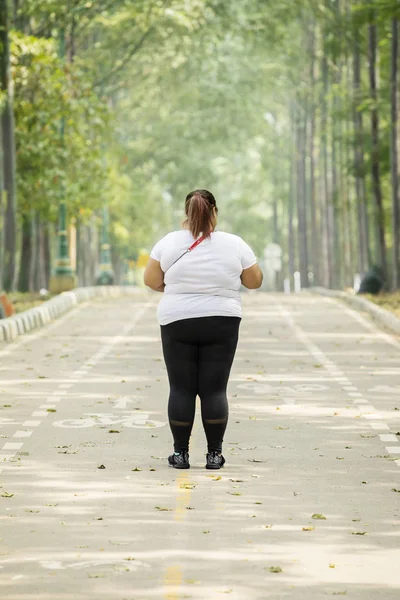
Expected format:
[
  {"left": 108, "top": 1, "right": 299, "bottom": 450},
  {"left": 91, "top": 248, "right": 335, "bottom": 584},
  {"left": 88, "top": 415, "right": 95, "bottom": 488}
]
[{"left": 0, "top": 0, "right": 399, "bottom": 307}]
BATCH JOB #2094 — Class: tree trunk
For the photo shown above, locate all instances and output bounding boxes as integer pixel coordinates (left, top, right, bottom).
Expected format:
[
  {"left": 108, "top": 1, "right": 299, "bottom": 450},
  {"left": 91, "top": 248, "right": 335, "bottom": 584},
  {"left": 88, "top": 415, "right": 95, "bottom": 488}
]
[
  {"left": 288, "top": 108, "right": 296, "bottom": 284},
  {"left": 321, "top": 55, "right": 331, "bottom": 287},
  {"left": 18, "top": 213, "right": 31, "bottom": 293},
  {"left": 29, "top": 211, "right": 37, "bottom": 292},
  {"left": 353, "top": 27, "right": 370, "bottom": 276},
  {"left": 44, "top": 223, "right": 51, "bottom": 288},
  {"left": 391, "top": 18, "right": 399, "bottom": 290},
  {"left": 296, "top": 104, "right": 309, "bottom": 288},
  {"left": 368, "top": 20, "right": 387, "bottom": 279},
  {"left": 308, "top": 21, "right": 319, "bottom": 286},
  {"left": 36, "top": 216, "right": 47, "bottom": 290},
  {"left": 0, "top": 0, "right": 17, "bottom": 291}
]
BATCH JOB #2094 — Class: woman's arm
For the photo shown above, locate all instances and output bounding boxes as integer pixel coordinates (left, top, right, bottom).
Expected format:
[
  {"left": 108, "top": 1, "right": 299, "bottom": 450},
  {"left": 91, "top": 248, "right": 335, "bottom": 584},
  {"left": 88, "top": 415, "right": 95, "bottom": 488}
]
[
  {"left": 241, "top": 263, "right": 263, "bottom": 289},
  {"left": 144, "top": 258, "right": 165, "bottom": 292}
]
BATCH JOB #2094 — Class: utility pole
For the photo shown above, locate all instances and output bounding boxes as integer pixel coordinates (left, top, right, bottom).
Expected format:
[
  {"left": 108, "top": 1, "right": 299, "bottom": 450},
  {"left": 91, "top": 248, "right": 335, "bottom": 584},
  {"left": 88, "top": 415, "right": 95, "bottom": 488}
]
[{"left": 49, "top": 26, "right": 77, "bottom": 294}]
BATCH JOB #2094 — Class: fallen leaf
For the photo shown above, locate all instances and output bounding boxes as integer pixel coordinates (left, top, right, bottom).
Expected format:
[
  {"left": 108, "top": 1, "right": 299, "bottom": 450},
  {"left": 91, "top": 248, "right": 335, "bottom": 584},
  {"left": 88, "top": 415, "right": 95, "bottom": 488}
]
[
  {"left": 180, "top": 483, "right": 196, "bottom": 490},
  {"left": 131, "top": 468, "right": 142, "bottom": 472},
  {"left": 155, "top": 506, "right": 172, "bottom": 511},
  {"left": 1, "top": 491, "right": 14, "bottom": 498},
  {"left": 97, "top": 465, "right": 106, "bottom": 469},
  {"left": 392, "top": 488, "right": 400, "bottom": 493},
  {"left": 108, "top": 430, "right": 120, "bottom": 434},
  {"left": 329, "top": 563, "right": 336, "bottom": 568},
  {"left": 302, "top": 526, "right": 315, "bottom": 531},
  {"left": 312, "top": 513, "right": 326, "bottom": 520},
  {"left": 351, "top": 531, "right": 368, "bottom": 535},
  {"left": 268, "top": 566, "right": 282, "bottom": 573},
  {"left": 212, "top": 476, "right": 222, "bottom": 481}
]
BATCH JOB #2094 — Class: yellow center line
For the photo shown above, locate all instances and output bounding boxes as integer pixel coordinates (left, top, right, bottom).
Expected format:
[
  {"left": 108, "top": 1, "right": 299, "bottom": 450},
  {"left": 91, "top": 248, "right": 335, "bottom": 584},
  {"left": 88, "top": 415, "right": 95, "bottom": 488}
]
[{"left": 163, "top": 469, "right": 193, "bottom": 599}]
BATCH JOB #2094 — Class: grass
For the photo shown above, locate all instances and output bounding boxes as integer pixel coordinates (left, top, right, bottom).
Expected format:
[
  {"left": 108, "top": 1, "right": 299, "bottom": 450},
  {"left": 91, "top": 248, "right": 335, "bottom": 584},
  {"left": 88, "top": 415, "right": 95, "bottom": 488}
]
[
  {"left": 364, "top": 292, "right": 400, "bottom": 319},
  {"left": 8, "top": 292, "right": 52, "bottom": 314}
]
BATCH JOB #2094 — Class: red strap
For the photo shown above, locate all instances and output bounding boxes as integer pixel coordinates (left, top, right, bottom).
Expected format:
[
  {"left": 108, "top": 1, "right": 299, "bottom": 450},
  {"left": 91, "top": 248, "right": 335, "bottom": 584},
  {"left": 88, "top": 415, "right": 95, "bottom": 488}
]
[{"left": 188, "top": 233, "right": 208, "bottom": 252}]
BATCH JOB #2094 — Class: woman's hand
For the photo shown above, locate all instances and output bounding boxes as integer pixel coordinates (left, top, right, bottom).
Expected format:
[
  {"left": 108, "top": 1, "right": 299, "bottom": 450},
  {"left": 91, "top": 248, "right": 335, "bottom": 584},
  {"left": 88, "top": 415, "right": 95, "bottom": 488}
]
[{"left": 144, "top": 258, "right": 165, "bottom": 292}]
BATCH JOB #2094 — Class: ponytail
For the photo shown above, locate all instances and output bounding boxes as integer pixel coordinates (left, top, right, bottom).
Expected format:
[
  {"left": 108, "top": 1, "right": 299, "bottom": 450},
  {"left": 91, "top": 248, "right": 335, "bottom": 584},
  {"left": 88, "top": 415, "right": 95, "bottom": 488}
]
[{"left": 184, "top": 189, "right": 217, "bottom": 239}]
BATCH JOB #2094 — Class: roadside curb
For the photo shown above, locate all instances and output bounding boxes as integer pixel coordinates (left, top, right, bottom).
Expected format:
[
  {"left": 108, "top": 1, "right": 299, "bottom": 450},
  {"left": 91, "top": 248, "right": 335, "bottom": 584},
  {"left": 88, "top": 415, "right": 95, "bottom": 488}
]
[
  {"left": 0, "top": 286, "right": 140, "bottom": 343},
  {"left": 311, "top": 286, "right": 400, "bottom": 336}
]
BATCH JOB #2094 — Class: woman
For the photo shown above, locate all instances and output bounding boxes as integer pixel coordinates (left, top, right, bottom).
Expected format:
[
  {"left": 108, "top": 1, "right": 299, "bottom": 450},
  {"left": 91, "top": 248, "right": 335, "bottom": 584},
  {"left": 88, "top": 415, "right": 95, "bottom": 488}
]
[{"left": 144, "top": 189, "right": 263, "bottom": 470}]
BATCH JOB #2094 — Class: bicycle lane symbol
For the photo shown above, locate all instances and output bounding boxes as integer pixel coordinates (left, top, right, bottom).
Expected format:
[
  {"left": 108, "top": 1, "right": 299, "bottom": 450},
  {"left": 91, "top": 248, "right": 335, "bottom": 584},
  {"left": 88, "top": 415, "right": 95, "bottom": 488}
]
[{"left": 53, "top": 412, "right": 166, "bottom": 429}]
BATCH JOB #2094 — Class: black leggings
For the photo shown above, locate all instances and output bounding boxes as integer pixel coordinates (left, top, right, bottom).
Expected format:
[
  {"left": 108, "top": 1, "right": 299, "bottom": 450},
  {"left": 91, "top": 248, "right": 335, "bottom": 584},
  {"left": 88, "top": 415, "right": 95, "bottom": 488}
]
[{"left": 161, "top": 316, "right": 241, "bottom": 453}]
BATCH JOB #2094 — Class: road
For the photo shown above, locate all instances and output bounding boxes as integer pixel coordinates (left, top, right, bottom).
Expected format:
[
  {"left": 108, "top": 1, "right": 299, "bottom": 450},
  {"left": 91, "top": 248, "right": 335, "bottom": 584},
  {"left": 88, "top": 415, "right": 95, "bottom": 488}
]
[{"left": 0, "top": 291, "right": 400, "bottom": 600}]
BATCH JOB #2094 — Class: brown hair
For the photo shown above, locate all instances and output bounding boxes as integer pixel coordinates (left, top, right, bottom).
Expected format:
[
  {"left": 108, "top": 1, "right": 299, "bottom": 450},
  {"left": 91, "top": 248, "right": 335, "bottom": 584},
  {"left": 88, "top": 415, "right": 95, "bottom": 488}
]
[{"left": 184, "top": 189, "right": 217, "bottom": 239}]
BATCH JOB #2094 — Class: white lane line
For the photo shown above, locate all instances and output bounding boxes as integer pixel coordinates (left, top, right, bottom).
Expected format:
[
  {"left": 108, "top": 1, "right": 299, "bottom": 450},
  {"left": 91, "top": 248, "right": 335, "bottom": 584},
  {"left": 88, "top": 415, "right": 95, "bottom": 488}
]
[
  {"left": 0, "top": 298, "right": 154, "bottom": 467},
  {"left": 330, "top": 298, "right": 400, "bottom": 350},
  {"left": 357, "top": 404, "right": 376, "bottom": 412},
  {"left": 276, "top": 298, "right": 400, "bottom": 467},
  {"left": 370, "top": 423, "right": 390, "bottom": 430},
  {"left": 386, "top": 447, "right": 400, "bottom": 454},
  {"left": 348, "top": 392, "right": 363, "bottom": 397},
  {"left": 13, "top": 431, "right": 33, "bottom": 438},
  {"left": 379, "top": 434, "right": 399, "bottom": 443},
  {"left": 3, "top": 442, "right": 24, "bottom": 450},
  {"left": 0, "top": 302, "right": 89, "bottom": 359}
]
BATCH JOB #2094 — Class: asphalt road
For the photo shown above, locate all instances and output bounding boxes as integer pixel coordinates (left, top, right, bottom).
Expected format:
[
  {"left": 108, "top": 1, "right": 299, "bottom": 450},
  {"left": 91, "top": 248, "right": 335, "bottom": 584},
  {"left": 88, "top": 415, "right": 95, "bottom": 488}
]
[{"left": 1, "top": 291, "right": 400, "bottom": 600}]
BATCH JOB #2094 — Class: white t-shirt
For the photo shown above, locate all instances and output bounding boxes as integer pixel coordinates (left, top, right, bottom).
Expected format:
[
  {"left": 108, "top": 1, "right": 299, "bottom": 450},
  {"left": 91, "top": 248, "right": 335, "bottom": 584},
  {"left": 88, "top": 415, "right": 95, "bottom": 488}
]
[{"left": 150, "top": 230, "right": 257, "bottom": 325}]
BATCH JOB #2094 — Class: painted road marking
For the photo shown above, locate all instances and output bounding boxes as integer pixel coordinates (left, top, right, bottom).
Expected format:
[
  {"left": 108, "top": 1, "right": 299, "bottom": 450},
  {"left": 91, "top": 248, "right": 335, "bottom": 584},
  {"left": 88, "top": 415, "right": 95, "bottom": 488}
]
[
  {"left": 3, "top": 442, "right": 24, "bottom": 450},
  {"left": 13, "top": 431, "right": 33, "bottom": 438},
  {"left": 0, "top": 299, "right": 154, "bottom": 465},
  {"left": 379, "top": 434, "right": 399, "bottom": 443},
  {"left": 23, "top": 421, "right": 41, "bottom": 427},
  {"left": 370, "top": 423, "right": 390, "bottom": 430},
  {"left": 386, "top": 447, "right": 400, "bottom": 454},
  {"left": 276, "top": 299, "right": 400, "bottom": 468}
]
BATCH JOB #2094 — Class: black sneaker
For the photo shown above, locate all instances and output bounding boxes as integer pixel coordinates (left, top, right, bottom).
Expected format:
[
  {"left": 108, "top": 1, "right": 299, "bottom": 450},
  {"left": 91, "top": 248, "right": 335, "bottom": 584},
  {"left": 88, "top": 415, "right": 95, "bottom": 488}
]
[
  {"left": 168, "top": 451, "right": 190, "bottom": 469},
  {"left": 206, "top": 451, "right": 225, "bottom": 470}
]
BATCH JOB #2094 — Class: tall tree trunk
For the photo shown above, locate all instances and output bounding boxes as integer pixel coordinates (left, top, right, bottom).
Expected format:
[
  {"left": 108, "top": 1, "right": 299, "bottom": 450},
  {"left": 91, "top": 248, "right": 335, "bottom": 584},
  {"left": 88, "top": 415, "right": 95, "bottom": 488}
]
[
  {"left": 29, "top": 211, "right": 37, "bottom": 292},
  {"left": 44, "top": 223, "right": 51, "bottom": 288},
  {"left": 353, "top": 26, "right": 370, "bottom": 276},
  {"left": 368, "top": 19, "right": 387, "bottom": 279},
  {"left": 18, "top": 213, "right": 31, "bottom": 293},
  {"left": 0, "top": 0, "right": 17, "bottom": 291},
  {"left": 321, "top": 55, "right": 331, "bottom": 287},
  {"left": 308, "top": 20, "right": 319, "bottom": 285},
  {"left": 391, "top": 18, "right": 399, "bottom": 290},
  {"left": 288, "top": 107, "right": 296, "bottom": 285},
  {"left": 36, "top": 216, "right": 47, "bottom": 290},
  {"left": 296, "top": 104, "right": 309, "bottom": 288}
]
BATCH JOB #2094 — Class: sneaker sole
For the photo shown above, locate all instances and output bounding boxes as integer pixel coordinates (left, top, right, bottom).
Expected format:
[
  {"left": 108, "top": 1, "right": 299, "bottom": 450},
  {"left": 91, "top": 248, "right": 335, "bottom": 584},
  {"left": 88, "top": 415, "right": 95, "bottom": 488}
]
[
  {"left": 205, "top": 463, "right": 224, "bottom": 470},
  {"left": 168, "top": 463, "right": 190, "bottom": 469}
]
